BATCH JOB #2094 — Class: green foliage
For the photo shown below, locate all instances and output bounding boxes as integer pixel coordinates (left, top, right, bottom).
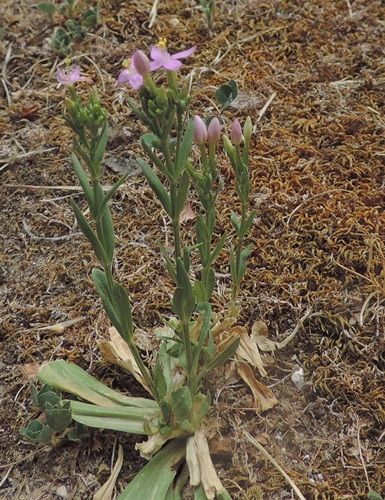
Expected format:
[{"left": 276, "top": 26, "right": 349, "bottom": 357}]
[
  {"left": 198, "top": 0, "right": 215, "bottom": 27},
  {"left": 36, "top": 0, "right": 99, "bottom": 54},
  {"left": 215, "top": 80, "right": 238, "bottom": 110},
  {"left": 20, "top": 383, "right": 90, "bottom": 444},
  {"left": 368, "top": 492, "right": 383, "bottom": 500},
  {"left": 30, "top": 54, "right": 256, "bottom": 498},
  {"left": 36, "top": 2, "right": 56, "bottom": 21}
]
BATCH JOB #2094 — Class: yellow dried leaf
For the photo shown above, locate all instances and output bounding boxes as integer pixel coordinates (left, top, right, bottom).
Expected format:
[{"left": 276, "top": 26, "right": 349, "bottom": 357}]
[{"left": 237, "top": 361, "right": 278, "bottom": 412}]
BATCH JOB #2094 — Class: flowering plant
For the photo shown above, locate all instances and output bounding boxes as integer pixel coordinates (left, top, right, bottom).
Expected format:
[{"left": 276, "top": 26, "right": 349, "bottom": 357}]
[{"left": 34, "top": 41, "right": 256, "bottom": 499}]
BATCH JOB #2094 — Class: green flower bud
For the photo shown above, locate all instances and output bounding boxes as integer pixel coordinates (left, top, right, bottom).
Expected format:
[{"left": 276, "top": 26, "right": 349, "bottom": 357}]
[{"left": 156, "top": 85, "right": 168, "bottom": 110}]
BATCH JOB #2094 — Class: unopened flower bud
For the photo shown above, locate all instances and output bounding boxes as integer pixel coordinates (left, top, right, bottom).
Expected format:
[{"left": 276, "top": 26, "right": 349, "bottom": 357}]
[
  {"left": 156, "top": 85, "right": 168, "bottom": 109},
  {"left": 230, "top": 119, "right": 243, "bottom": 145},
  {"left": 207, "top": 117, "right": 221, "bottom": 144},
  {"left": 132, "top": 50, "right": 151, "bottom": 77},
  {"left": 194, "top": 115, "right": 207, "bottom": 145},
  {"left": 243, "top": 116, "right": 252, "bottom": 145}
]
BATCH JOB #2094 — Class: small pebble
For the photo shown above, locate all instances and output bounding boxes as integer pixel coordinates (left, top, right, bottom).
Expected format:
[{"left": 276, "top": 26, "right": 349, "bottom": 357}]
[{"left": 56, "top": 485, "right": 68, "bottom": 498}]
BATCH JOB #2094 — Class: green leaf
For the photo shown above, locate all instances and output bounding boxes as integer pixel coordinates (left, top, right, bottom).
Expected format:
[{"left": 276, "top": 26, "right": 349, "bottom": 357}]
[
  {"left": 127, "top": 97, "right": 153, "bottom": 129},
  {"left": 197, "top": 336, "right": 240, "bottom": 386},
  {"left": 111, "top": 282, "right": 133, "bottom": 344},
  {"left": 98, "top": 174, "right": 128, "bottom": 217},
  {"left": 118, "top": 439, "right": 187, "bottom": 500},
  {"left": 70, "top": 401, "right": 159, "bottom": 435},
  {"left": 191, "top": 392, "right": 211, "bottom": 429},
  {"left": 160, "top": 400, "right": 172, "bottom": 424},
  {"left": 71, "top": 153, "right": 94, "bottom": 215},
  {"left": 238, "top": 243, "right": 253, "bottom": 282},
  {"left": 37, "top": 390, "right": 61, "bottom": 409},
  {"left": 45, "top": 401, "right": 72, "bottom": 431},
  {"left": 36, "top": 2, "right": 56, "bottom": 18},
  {"left": 20, "top": 420, "right": 52, "bottom": 443},
  {"left": 137, "top": 158, "right": 171, "bottom": 216},
  {"left": 229, "top": 247, "right": 237, "bottom": 285},
  {"left": 73, "top": 138, "right": 95, "bottom": 177},
  {"left": 209, "top": 231, "right": 227, "bottom": 265},
  {"left": 93, "top": 120, "right": 108, "bottom": 169},
  {"left": 215, "top": 81, "right": 238, "bottom": 110},
  {"left": 92, "top": 268, "right": 121, "bottom": 334},
  {"left": 82, "top": 7, "right": 99, "bottom": 28},
  {"left": 368, "top": 493, "right": 383, "bottom": 500},
  {"left": 228, "top": 79, "right": 238, "bottom": 98},
  {"left": 175, "top": 119, "right": 194, "bottom": 178},
  {"left": 71, "top": 199, "right": 108, "bottom": 264},
  {"left": 154, "top": 363, "right": 167, "bottom": 400},
  {"left": 170, "top": 387, "right": 192, "bottom": 424},
  {"left": 100, "top": 207, "right": 115, "bottom": 264},
  {"left": 230, "top": 210, "right": 240, "bottom": 234},
  {"left": 193, "top": 280, "right": 207, "bottom": 303},
  {"left": 175, "top": 170, "right": 190, "bottom": 219},
  {"left": 191, "top": 302, "right": 212, "bottom": 375},
  {"left": 140, "top": 137, "right": 168, "bottom": 176},
  {"left": 67, "top": 421, "right": 90, "bottom": 442},
  {"left": 240, "top": 210, "right": 257, "bottom": 239},
  {"left": 172, "top": 258, "right": 196, "bottom": 322},
  {"left": 158, "top": 239, "right": 177, "bottom": 283},
  {"left": 38, "top": 360, "right": 158, "bottom": 409}
]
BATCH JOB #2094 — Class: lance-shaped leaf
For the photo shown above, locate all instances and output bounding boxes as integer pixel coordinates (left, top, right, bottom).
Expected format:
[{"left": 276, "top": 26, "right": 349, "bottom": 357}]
[
  {"left": 170, "top": 386, "right": 192, "bottom": 425},
  {"left": 93, "top": 120, "right": 108, "bottom": 171},
  {"left": 92, "top": 269, "right": 121, "bottom": 334},
  {"left": 71, "top": 153, "right": 94, "bottom": 214},
  {"left": 191, "top": 302, "right": 212, "bottom": 376},
  {"left": 71, "top": 199, "right": 108, "bottom": 264},
  {"left": 140, "top": 135, "right": 168, "bottom": 176},
  {"left": 111, "top": 281, "right": 133, "bottom": 344},
  {"left": 194, "top": 336, "right": 240, "bottom": 390},
  {"left": 209, "top": 231, "right": 227, "bottom": 265},
  {"left": 158, "top": 239, "right": 177, "bottom": 283},
  {"left": 127, "top": 96, "right": 153, "bottom": 128},
  {"left": 237, "top": 243, "right": 253, "bottom": 282},
  {"left": 73, "top": 137, "right": 95, "bottom": 177},
  {"left": 137, "top": 158, "right": 171, "bottom": 216},
  {"left": 175, "top": 119, "right": 194, "bottom": 179},
  {"left": 118, "top": 438, "right": 187, "bottom": 500},
  {"left": 175, "top": 170, "right": 191, "bottom": 220},
  {"left": 239, "top": 210, "right": 256, "bottom": 239},
  {"left": 230, "top": 210, "right": 240, "bottom": 234},
  {"left": 173, "top": 258, "right": 196, "bottom": 323},
  {"left": 70, "top": 401, "right": 160, "bottom": 435},
  {"left": 96, "top": 174, "right": 128, "bottom": 221},
  {"left": 38, "top": 360, "right": 158, "bottom": 408}
]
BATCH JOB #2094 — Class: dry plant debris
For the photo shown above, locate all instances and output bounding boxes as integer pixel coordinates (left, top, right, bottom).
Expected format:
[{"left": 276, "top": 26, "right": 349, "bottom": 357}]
[{"left": 1, "top": 0, "right": 385, "bottom": 498}]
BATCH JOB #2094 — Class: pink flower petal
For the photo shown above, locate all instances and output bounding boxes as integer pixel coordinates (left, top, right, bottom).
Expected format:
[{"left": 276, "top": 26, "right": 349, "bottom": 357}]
[
  {"left": 163, "top": 60, "right": 183, "bottom": 70},
  {"left": 171, "top": 46, "right": 197, "bottom": 60},
  {"left": 150, "top": 46, "right": 168, "bottom": 62},
  {"left": 129, "top": 73, "right": 144, "bottom": 90},
  {"left": 71, "top": 65, "right": 81, "bottom": 80},
  {"left": 150, "top": 61, "right": 163, "bottom": 71}
]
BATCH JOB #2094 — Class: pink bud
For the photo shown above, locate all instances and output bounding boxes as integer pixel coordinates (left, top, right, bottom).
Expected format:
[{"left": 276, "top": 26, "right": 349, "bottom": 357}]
[
  {"left": 194, "top": 115, "right": 207, "bottom": 145},
  {"left": 132, "top": 50, "right": 151, "bottom": 77},
  {"left": 231, "top": 119, "right": 243, "bottom": 145},
  {"left": 207, "top": 117, "right": 221, "bottom": 144}
]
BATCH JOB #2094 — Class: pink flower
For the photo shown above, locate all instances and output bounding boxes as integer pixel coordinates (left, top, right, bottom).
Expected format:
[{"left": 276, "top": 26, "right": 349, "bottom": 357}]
[
  {"left": 207, "top": 117, "right": 221, "bottom": 144},
  {"left": 194, "top": 115, "right": 207, "bottom": 144},
  {"left": 117, "top": 59, "right": 144, "bottom": 90},
  {"left": 230, "top": 119, "right": 243, "bottom": 145},
  {"left": 150, "top": 38, "right": 196, "bottom": 71},
  {"left": 132, "top": 50, "right": 151, "bottom": 77},
  {"left": 57, "top": 65, "right": 93, "bottom": 86}
]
